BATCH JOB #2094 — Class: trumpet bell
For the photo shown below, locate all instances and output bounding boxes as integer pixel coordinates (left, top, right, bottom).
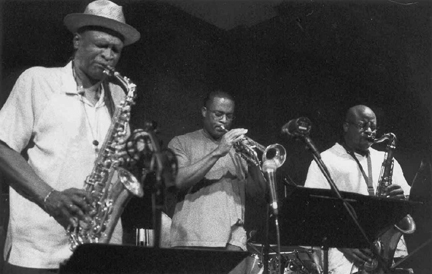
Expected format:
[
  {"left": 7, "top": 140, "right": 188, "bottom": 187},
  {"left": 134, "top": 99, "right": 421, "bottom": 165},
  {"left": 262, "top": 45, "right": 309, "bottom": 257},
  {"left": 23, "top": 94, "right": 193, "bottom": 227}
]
[{"left": 263, "top": 144, "right": 286, "bottom": 168}]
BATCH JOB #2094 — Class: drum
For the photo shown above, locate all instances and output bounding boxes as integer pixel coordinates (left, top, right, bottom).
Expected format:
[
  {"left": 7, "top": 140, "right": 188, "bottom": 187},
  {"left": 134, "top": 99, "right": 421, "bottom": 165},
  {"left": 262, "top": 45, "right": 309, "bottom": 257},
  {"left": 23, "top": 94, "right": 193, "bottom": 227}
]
[
  {"left": 283, "top": 249, "right": 319, "bottom": 274},
  {"left": 245, "top": 253, "right": 264, "bottom": 274},
  {"left": 246, "top": 244, "right": 321, "bottom": 274}
]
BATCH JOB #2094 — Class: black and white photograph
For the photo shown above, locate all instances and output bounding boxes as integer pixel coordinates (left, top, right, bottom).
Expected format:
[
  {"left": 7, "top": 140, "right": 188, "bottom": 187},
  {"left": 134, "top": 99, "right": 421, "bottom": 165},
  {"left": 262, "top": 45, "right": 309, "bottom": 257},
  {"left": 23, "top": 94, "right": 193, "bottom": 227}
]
[{"left": 0, "top": 0, "right": 431, "bottom": 273}]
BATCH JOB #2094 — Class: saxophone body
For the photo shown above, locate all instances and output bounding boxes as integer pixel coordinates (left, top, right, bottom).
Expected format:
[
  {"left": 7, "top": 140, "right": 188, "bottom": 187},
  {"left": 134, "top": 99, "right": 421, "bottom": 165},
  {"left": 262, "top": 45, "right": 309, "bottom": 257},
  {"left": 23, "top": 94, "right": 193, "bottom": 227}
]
[
  {"left": 68, "top": 67, "right": 144, "bottom": 250},
  {"left": 362, "top": 133, "right": 415, "bottom": 274}
]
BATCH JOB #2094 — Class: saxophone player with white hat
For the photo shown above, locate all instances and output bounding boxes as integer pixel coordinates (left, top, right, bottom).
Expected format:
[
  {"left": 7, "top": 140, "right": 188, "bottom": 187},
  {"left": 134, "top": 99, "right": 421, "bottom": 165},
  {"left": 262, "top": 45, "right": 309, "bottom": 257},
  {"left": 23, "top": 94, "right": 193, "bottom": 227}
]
[{"left": 0, "top": 1, "right": 140, "bottom": 273}]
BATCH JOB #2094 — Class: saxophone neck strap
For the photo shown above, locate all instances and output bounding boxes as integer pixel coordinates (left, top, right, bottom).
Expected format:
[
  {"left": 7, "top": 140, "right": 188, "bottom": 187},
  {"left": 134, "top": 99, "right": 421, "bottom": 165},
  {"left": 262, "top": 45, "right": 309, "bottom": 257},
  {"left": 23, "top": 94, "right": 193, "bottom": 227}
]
[{"left": 341, "top": 143, "right": 375, "bottom": 196}]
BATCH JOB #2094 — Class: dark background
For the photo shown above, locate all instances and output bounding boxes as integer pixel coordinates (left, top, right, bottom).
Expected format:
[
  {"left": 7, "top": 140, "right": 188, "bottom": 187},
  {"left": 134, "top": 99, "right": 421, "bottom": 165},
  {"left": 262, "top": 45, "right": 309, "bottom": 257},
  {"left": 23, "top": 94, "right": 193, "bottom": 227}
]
[
  {"left": 1, "top": 0, "right": 431, "bottom": 272},
  {"left": 2, "top": 0, "right": 431, "bottom": 183}
]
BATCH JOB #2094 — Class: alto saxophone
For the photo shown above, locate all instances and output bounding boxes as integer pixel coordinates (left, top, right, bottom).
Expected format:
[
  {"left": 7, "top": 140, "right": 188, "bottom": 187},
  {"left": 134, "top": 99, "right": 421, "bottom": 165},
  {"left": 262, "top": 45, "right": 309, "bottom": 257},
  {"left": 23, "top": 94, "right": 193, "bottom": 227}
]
[
  {"left": 361, "top": 133, "right": 416, "bottom": 274},
  {"left": 67, "top": 66, "right": 144, "bottom": 250}
]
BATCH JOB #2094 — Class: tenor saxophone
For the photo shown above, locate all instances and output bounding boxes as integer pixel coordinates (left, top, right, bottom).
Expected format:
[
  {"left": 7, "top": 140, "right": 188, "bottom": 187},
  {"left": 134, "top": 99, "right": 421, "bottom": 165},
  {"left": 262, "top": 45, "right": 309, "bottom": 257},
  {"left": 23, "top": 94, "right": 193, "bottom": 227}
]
[
  {"left": 67, "top": 66, "right": 143, "bottom": 250},
  {"left": 361, "top": 133, "right": 415, "bottom": 274}
]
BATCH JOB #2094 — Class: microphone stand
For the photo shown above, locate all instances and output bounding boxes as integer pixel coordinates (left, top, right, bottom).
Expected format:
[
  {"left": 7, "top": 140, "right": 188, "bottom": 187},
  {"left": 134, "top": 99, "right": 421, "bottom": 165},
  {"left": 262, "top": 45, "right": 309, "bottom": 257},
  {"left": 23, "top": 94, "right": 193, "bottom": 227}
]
[
  {"left": 150, "top": 149, "right": 178, "bottom": 248},
  {"left": 265, "top": 168, "right": 282, "bottom": 274},
  {"left": 297, "top": 134, "right": 391, "bottom": 274},
  {"left": 133, "top": 125, "right": 175, "bottom": 249},
  {"left": 263, "top": 203, "right": 270, "bottom": 274}
]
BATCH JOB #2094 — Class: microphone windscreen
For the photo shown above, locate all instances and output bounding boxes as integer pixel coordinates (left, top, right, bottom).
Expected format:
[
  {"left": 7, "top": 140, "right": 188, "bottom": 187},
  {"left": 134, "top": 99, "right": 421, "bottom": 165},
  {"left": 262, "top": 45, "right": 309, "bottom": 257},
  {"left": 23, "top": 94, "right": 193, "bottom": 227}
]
[{"left": 281, "top": 117, "right": 311, "bottom": 136}]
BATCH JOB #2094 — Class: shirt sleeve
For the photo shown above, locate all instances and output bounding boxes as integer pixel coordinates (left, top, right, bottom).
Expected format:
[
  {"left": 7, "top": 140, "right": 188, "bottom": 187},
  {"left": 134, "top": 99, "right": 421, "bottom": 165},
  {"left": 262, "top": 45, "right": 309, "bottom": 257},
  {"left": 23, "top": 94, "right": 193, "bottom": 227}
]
[
  {"left": 304, "top": 160, "right": 331, "bottom": 189},
  {"left": 392, "top": 159, "right": 411, "bottom": 195},
  {"left": 0, "top": 69, "right": 36, "bottom": 152},
  {"left": 167, "top": 136, "right": 190, "bottom": 168}
]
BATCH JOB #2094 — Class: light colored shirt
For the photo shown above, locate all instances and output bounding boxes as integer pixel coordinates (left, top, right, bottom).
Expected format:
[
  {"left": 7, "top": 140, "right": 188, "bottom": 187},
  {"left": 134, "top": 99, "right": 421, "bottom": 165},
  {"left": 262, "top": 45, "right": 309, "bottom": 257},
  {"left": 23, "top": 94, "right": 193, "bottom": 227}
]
[
  {"left": 304, "top": 142, "right": 411, "bottom": 274},
  {"left": 168, "top": 129, "right": 248, "bottom": 249},
  {"left": 0, "top": 62, "right": 125, "bottom": 268}
]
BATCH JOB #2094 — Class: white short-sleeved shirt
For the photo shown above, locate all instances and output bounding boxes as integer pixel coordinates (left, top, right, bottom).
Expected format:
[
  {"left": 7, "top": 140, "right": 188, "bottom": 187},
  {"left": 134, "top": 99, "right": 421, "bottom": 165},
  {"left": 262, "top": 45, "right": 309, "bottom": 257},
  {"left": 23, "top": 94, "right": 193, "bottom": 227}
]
[
  {"left": 304, "top": 142, "right": 411, "bottom": 274},
  {"left": 168, "top": 129, "right": 249, "bottom": 250},
  {"left": 0, "top": 62, "right": 126, "bottom": 268}
]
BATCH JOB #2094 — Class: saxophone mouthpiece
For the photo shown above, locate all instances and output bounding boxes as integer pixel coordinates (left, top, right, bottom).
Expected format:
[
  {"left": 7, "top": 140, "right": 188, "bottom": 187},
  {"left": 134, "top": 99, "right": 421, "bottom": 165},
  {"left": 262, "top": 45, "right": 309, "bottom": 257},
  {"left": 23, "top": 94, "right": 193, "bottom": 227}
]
[
  {"left": 366, "top": 136, "right": 375, "bottom": 143},
  {"left": 373, "top": 132, "right": 396, "bottom": 144},
  {"left": 102, "top": 65, "right": 115, "bottom": 76}
]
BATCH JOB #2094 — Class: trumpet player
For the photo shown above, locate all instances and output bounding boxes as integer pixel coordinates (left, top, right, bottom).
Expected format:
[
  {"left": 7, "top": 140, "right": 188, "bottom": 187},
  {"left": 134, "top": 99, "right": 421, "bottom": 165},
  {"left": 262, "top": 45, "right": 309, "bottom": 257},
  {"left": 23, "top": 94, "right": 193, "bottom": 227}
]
[
  {"left": 0, "top": 1, "right": 140, "bottom": 273},
  {"left": 168, "top": 90, "right": 267, "bottom": 274},
  {"left": 304, "top": 105, "right": 411, "bottom": 274}
]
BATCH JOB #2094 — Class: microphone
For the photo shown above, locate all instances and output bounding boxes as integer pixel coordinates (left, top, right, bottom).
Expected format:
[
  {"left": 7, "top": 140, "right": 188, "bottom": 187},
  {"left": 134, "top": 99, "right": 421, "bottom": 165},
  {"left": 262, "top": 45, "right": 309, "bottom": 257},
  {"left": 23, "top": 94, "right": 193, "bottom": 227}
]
[
  {"left": 262, "top": 159, "right": 279, "bottom": 216},
  {"left": 281, "top": 117, "right": 321, "bottom": 159},
  {"left": 281, "top": 117, "right": 312, "bottom": 137}
]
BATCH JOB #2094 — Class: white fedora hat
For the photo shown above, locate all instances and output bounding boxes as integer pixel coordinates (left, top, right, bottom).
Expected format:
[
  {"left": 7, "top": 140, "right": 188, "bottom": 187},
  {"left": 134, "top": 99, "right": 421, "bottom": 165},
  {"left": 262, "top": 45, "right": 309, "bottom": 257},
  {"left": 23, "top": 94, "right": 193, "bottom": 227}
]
[{"left": 64, "top": 0, "right": 140, "bottom": 46}]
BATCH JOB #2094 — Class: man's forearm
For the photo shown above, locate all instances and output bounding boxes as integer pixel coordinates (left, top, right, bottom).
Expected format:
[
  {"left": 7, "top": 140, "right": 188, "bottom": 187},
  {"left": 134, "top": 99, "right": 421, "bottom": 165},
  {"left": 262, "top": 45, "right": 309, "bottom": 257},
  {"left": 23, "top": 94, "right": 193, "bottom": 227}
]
[
  {"left": 174, "top": 148, "right": 224, "bottom": 190},
  {"left": 0, "top": 142, "right": 52, "bottom": 207}
]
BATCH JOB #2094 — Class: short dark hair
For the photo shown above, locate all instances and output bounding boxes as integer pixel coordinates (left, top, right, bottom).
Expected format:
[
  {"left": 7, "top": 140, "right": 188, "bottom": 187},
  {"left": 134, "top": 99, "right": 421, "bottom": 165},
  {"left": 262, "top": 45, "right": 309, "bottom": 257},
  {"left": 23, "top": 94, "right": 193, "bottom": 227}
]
[{"left": 203, "top": 90, "right": 235, "bottom": 108}]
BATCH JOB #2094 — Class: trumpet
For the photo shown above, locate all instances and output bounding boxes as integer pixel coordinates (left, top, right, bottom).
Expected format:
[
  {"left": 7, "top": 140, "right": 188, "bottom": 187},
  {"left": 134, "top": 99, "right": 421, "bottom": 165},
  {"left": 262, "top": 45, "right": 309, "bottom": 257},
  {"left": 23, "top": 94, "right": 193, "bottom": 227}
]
[{"left": 220, "top": 126, "right": 286, "bottom": 169}]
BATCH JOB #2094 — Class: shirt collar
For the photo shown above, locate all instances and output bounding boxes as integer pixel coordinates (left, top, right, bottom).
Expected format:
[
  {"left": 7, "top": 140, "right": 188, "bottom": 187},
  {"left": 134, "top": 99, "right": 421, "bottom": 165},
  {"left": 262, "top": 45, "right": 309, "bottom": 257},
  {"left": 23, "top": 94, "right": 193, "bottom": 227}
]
[
  {"left": 63, "top": 61, "right": 103, "bottom": 96},
  {"left": 339, "top": 141, "right": 370, "bottom": 157},
  {"left": 201, "top": 128, "right": 220, "bottom": 144},
  {"left": 62, "top": 61, "right": 79, "bottom": 95},
  {"left": 62, "top": 61, "right": 106, "bottom": 107}
]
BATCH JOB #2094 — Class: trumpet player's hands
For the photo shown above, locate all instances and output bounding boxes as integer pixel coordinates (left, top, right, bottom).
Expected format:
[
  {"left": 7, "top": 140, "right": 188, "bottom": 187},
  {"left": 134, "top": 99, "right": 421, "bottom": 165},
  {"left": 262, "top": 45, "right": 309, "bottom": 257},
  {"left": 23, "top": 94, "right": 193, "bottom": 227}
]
[
  {"left": 217, "top": 128, "right": 248, "bottom": 156},
  {"left": 338, "top": 248, "right": 374, "bottom": 268},
  {"left": 43, "top": 188, "right": 93, "bottom": 229},
  {"left": 382, "top": 184, "right": 405, "bottom": 200}
]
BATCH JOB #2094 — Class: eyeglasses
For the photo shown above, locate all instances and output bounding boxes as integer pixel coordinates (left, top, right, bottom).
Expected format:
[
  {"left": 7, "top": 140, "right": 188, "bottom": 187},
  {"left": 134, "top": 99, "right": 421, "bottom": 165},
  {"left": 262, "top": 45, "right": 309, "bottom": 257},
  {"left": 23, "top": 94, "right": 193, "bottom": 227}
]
[
  {"left": 346, "top": 121, "right": 378, "bottom": 132},
  {"left": 207, "top": 109, "right": 235, "bottom": 121}
]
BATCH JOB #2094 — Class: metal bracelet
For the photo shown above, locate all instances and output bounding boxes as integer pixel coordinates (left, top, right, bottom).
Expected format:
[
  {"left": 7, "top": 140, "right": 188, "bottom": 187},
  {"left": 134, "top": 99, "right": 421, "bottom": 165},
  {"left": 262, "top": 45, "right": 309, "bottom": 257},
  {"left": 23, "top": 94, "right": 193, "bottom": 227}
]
[{"left": 43, "top": 189, "right": 55, "bottom": 208}]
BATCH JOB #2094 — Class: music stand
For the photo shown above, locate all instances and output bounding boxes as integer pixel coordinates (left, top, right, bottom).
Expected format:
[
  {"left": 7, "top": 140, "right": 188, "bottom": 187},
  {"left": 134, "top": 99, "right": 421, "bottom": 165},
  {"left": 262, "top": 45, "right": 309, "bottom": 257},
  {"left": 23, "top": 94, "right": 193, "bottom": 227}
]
[
  {"left": 254, "top": 186, "right": 417, "bottom": 274},
  {"left": 269, "top": 186, "right": 416, "bottom": 247},
  {"left": 59, "top": 244, "right": 250, "bottom": 274},
  {"left": 397, "top": 158, "right": 432, "bottom": 272}
]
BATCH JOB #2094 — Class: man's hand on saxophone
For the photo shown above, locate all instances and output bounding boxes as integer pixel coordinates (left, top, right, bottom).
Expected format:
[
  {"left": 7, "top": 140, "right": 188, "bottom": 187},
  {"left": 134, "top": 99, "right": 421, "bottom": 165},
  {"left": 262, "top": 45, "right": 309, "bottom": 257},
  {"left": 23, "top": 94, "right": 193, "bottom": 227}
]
[
  {"left": 337, "top": 248, "right": 374, "bottom": 269},
  {"left": 381, "top": 184, "right": 405, "bottom": 200},
  {"left": 42, "top": 188, "right": 93, "bottom": 229}
]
